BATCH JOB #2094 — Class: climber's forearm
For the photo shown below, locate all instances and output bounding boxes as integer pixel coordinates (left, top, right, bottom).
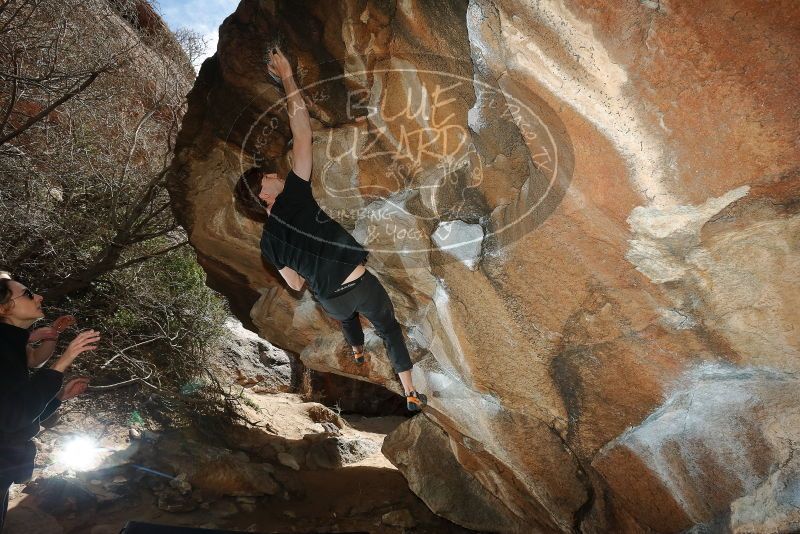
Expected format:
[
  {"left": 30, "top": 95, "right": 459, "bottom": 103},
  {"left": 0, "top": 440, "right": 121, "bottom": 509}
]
[{"left": 281, "top": 74, "right": 312, "bottom": 143}]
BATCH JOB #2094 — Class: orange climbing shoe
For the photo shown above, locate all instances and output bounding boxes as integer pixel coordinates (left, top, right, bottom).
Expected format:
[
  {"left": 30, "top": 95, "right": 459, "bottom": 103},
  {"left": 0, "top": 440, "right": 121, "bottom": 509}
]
[
  {"left": 406, "top": 391, "right": 428, "bottom": 412},
  {"left": 351, "top": 347, "right": 366, "bottom": 365}
]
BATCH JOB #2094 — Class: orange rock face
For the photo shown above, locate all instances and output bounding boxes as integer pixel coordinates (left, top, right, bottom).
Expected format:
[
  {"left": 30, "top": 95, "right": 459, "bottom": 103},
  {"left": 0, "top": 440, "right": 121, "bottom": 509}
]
[{"left": 168, "top": 0, "right": 800, "bottom": 531}]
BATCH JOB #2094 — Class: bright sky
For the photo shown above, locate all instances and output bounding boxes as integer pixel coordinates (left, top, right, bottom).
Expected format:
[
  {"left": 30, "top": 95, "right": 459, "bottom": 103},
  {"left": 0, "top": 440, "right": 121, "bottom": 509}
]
[{"left": 154, "top": 0, "right": 239, "bottom": 70}]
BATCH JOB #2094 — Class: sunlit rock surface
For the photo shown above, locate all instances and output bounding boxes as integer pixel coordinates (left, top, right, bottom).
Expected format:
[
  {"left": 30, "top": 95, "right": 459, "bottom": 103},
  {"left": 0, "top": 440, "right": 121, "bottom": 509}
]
[{"left": 168, "top": 0, "right": 800, "bottom": 531}]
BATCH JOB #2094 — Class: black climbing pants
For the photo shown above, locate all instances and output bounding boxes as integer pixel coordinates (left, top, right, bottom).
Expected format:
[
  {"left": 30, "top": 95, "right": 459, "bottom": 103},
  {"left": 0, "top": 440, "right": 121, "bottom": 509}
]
[{"left": 317, "top": 270, "right": 413, "bottom": 373}]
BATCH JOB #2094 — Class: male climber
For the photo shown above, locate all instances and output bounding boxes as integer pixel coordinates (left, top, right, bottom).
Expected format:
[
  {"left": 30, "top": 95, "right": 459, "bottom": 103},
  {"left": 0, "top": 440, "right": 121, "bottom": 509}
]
[{"left": 235, "top": 47, "right": 427, "bottom": 412}]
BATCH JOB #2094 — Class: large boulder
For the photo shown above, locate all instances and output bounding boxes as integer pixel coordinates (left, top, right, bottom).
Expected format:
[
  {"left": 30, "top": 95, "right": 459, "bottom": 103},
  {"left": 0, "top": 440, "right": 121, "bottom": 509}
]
[
  {"left": 168, "top": 0, "right": 800, "bottom": 531},
  {"left": 592, "top": 364, "right": 800, "bottom": 532},
  {"left": 383, "top": 414, "right": 526, "bottom": 532},
  {"left": 219, "top": 318, "right": 294, "bottom": 392}
]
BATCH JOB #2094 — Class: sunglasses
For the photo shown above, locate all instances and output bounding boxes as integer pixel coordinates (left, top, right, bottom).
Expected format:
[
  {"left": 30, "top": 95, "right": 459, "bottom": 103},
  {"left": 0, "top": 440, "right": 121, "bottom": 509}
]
[{"left": 11, "top": 288, "right": 34, "bottom": 301}]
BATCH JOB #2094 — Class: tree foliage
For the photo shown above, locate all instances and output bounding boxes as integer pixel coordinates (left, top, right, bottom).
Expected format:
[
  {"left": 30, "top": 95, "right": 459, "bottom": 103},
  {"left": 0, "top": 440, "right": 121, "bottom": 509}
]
[{"left": 0, "top": 0, "right": 236, "bottom": 425}]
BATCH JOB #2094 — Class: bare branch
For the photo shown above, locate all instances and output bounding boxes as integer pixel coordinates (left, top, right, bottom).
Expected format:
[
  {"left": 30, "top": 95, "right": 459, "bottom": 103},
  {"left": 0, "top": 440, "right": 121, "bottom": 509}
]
[
  {"left": 0, "top": 51, "right": 20, "bottom": 134},
  {"left": 0, "top": 70, "right": 102, "bottom": 146},
  {"left": 120, "top": 107, "right": 157, "bottom": 182},
  {"left": 0, "top": 0, "right": 40, "bottom": 35},
  {"left": 111, "top": 240, "right": 188, "bottom": 272},
  {"left": 100, "top": 336, "right": 162, "bottom": 369},
  {"left": 89, "top": 374, "right": 157, "bottom": 391}
]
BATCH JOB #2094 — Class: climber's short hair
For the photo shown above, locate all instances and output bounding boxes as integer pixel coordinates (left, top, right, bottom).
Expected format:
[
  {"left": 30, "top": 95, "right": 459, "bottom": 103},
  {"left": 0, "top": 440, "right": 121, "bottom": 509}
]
[{"left": 234, "top": 162, "right": 279, "bottom": 222}]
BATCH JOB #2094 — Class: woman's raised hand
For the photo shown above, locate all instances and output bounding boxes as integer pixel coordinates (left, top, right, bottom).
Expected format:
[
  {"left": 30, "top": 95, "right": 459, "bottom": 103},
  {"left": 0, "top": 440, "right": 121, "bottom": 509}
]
[
  {"left": 51, "top": 329, "right": 101, "bottom": 373},
  {"left": 51, "top": 314, "right": 76, "bottom": 333},
  {"left": 30, "top": 315, "right": 76, "bottom": 344},
  {"left": 28, "top": 326, "right": 59, "bottom": 343},
  {"left": 56, "top": 377, "right": 90, "bottom": 401}
]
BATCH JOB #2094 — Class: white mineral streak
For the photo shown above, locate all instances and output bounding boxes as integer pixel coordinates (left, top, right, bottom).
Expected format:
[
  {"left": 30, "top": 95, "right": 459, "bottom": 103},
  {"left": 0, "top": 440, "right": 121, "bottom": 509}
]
[
  {"left": 600, "top": 363, "right": 799, "bottom": 522},
  {"left": 625, "top": 185, "right": 749, "bottom": 283},
  {"left": 494, "top": 0, "right": 674, "bottom": 208}
]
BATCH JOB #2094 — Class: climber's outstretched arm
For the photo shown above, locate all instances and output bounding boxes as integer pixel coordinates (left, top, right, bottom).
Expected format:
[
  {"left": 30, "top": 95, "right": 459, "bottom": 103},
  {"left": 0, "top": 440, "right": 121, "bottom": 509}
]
[{"left": 268, "top": 47, "right": 312, "bottom": 181}]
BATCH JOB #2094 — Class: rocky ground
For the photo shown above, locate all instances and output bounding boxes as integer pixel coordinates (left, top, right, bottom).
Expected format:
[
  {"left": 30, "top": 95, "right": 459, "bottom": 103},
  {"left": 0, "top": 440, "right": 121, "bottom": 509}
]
[{"left": 4, "top": 321, "right": 480, "bottom": 534}]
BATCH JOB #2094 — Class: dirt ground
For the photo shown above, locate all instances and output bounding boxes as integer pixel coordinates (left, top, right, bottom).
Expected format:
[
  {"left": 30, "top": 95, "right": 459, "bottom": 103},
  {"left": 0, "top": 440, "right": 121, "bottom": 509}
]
[{"left": 4, "top": 386, "right": 482, "bottom": 534}]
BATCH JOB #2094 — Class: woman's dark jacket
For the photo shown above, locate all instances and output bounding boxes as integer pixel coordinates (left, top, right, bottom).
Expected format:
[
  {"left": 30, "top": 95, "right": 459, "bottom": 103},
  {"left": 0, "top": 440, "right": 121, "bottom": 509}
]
[{"left": 0, "top": 322, "right": 63, "bottom": 483}]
